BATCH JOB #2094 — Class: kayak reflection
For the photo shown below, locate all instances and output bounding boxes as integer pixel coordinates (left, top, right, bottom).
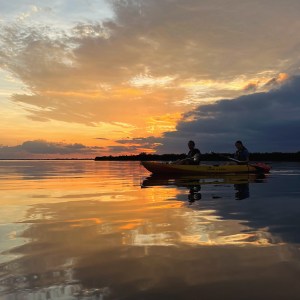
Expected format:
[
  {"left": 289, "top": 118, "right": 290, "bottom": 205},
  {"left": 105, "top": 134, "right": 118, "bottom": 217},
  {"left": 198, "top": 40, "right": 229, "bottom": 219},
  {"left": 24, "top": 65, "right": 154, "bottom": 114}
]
[{"left": 142, "top": 173, "right": 266, "bottom": 201}]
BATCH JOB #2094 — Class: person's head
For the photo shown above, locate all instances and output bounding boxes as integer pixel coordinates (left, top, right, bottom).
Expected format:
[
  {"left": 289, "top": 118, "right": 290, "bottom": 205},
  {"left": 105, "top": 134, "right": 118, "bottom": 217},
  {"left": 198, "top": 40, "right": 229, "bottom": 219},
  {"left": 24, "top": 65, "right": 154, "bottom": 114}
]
[
  {"left": 235, "top": 140, "right": 244, "bottom": 150},
  {"left": 188, "top": 140, "right": 195, "bottom": 150}
]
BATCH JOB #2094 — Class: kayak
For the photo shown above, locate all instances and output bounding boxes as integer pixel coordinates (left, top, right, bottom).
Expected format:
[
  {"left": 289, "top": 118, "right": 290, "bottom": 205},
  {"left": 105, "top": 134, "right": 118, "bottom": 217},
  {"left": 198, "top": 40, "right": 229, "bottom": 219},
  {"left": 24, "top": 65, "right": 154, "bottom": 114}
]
[{"left": 141, "top": 161, "right": 271, "bottom": 175}]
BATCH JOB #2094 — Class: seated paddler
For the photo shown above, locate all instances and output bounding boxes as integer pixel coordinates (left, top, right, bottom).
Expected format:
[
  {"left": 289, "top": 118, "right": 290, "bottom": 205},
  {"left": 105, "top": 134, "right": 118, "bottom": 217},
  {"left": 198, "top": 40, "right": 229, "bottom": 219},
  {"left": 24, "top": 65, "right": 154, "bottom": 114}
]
[
  {"left": 234, "top": 140, "right": 249, "bottom": 164},
  {"left": 172, "top": 140, "right": 201, "bottom": 165}
]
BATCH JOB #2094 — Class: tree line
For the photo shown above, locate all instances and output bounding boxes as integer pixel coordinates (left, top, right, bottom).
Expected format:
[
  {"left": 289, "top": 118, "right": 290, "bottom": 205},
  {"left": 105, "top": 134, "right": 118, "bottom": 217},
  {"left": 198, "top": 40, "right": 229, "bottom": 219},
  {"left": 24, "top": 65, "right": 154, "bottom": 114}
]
[{"left": 95, "top": 151, "right": 300, "bottom": 162}]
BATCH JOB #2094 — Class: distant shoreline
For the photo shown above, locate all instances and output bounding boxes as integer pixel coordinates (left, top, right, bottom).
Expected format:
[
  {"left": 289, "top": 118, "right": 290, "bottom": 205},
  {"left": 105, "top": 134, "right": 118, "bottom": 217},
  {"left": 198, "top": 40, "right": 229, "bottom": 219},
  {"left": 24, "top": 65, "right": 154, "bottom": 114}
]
[
  {"left": 0, "top": 152, "right": 299, "bottom": 161},
  {"left": 95, "top": 152, "right": 300, "bottom": 162},
  {"left": 0, "top": 158, "right": 94, "bottom": 160}
]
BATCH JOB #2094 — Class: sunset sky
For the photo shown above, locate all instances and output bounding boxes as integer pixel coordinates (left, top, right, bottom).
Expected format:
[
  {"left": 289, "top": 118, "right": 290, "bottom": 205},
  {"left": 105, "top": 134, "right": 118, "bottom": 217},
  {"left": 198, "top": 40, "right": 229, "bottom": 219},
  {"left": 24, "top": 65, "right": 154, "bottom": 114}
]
[{"left": 0, "top": 0, "right": 300, "bottom": 158}]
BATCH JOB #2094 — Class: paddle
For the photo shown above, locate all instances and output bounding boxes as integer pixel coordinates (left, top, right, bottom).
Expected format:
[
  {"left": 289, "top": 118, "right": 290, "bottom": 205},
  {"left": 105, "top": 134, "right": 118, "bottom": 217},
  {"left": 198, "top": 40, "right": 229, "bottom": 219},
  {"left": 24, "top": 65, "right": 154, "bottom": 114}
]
[
  {"left": 211, "top": 152, "right": 270, "bottom": 173},
  {"left": 211, "top": 152, "right": 244, "bottom": 163}
]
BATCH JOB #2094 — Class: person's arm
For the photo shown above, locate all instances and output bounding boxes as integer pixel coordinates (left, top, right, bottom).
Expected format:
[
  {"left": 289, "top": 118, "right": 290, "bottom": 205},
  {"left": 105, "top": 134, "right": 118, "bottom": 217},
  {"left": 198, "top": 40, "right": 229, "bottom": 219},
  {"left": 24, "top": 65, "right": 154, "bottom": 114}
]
[
  {"left": 192, "top": 153, "right": 200, "bottom": 163},
  {"left": 191, "top": 149, "right": 201, "bottom": 164}
]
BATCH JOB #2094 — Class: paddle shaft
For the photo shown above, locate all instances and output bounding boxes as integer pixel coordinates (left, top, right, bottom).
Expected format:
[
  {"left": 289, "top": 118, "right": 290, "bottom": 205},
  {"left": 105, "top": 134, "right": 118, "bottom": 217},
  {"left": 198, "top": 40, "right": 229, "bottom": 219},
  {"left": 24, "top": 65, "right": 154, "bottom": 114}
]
[
  {"left": 212, "top": 152, "right": 244, "bottom": 163},
  {"left": 212, "top": 152, "right": 266, "bottom": 172}
]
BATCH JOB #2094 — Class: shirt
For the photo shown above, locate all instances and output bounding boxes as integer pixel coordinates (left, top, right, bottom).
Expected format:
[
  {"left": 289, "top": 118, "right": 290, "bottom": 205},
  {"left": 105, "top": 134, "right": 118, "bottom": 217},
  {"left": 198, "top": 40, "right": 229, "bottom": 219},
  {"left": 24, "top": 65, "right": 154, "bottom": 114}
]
[
  {"left": 234, "top": 147, "right": 249, "bottom": 162},
  {"left": 187, "top": 148, "right": 201, "bottom": 164}
]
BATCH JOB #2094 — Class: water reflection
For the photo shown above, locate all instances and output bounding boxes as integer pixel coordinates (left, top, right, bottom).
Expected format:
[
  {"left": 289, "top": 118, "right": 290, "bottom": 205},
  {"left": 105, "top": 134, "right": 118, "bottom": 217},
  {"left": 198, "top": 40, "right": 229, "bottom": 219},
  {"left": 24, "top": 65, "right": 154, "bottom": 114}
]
[
  {"left": 188, "top": 185, "right": 202, "bottom": 202},
  {"left": 234, "top": 183, "right": 249, "bottom": 200},
  {"left": 142, "top": 173, "right": 266, "bottom": 202},
  {"left": 1, "top": 161, "right": 300, "bottom": 299}
]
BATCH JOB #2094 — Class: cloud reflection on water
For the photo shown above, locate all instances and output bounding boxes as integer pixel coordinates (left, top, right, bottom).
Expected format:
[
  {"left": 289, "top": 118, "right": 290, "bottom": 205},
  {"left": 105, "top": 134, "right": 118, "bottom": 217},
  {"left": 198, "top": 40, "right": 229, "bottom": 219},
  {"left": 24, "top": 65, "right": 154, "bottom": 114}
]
[{"left": 0, "top": 161, "right": 300, "bottom": 299}]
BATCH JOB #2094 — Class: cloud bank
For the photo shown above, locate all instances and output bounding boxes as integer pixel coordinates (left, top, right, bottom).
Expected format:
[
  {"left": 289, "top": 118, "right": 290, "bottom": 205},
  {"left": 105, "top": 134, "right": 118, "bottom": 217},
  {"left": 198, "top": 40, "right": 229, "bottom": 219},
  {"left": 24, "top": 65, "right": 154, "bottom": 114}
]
[
  {"left": 1, "top": 0, "right": 300, "bottom": 126},
  {"left": 126, "top": 75, "right": 300, "bottom": 153},
  {"left": 0, "top": 140, "right": 102, "bottom": 159}
]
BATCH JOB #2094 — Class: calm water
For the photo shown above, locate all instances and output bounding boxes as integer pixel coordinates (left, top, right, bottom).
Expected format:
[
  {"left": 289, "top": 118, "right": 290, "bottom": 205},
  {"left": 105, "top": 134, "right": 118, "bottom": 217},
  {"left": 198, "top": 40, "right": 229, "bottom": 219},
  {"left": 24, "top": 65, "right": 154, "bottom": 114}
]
[{"left": 0, "top": 160, "right": 300, "bottom": 300}]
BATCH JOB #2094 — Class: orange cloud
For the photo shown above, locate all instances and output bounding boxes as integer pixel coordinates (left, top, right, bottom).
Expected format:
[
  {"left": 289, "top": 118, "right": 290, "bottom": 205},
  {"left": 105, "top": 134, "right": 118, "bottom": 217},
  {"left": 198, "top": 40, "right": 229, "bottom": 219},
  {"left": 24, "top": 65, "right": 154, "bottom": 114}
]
[
  {"left": 145, "top": 112, "right": 183, "bottom": 135},
  {"left": 242, "top": 72, "right": 289, "bottom": 92}
]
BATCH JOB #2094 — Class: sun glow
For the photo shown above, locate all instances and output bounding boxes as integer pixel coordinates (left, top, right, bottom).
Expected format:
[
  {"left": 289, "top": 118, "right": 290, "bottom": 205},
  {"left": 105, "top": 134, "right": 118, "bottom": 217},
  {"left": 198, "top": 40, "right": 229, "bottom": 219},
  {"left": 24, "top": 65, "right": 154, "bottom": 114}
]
[{"left": 145, "top": 112, "right": 182, "bottom": 135}]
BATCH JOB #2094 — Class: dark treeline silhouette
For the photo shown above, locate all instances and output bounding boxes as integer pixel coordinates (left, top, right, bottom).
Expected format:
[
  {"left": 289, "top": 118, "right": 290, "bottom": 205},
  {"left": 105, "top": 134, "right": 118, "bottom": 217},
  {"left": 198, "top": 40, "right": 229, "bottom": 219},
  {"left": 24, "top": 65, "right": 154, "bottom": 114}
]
[
  {"left": 95, "top": 152, "right": 300, "bottom": 162},
  {"left": 250, "top": 152, "right": 300, "bottom": 161}
]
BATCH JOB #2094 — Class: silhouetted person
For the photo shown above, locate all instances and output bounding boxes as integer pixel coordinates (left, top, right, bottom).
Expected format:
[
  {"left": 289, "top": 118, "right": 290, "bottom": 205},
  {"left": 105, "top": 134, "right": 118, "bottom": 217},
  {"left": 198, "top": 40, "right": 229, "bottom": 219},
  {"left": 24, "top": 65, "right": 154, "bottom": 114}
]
[
  {"left": 173, "top": 140, "right": 201, "bottom": 165},
  {"left": 234, "top": 140, "right": 249, "bottom": 164}
]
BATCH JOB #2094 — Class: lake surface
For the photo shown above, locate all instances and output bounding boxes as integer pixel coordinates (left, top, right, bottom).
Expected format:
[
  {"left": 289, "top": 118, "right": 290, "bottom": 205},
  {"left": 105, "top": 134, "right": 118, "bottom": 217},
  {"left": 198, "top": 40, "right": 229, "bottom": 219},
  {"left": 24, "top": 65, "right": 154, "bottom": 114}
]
[{"left": 0, "top": 160, "right": 300, "bottom": 300}]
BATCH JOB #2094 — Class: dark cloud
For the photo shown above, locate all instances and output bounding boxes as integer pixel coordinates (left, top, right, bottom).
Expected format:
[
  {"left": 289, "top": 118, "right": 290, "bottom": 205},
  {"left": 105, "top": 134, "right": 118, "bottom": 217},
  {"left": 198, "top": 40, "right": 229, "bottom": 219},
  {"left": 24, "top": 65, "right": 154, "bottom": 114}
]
[
  {"left": 153, "top": 76, "right": 300, "bottom": 153},
  {"left": 9, "top": 74, "right": 294, "bottom": 157},
  {"left": 116, "top": 136, "right": 157, "bottom": 145},
  {"left": 107, "top": 145, "right": 144, "bottom": 154},
  {"left": 110, "top": 136, "right": 161, "bottom": 153},
  {"left": 0, "top": 140, "right": 103, "bottom": 158},
  {"left": 21, "top": 140, "right": 88, "bottom": 154}
]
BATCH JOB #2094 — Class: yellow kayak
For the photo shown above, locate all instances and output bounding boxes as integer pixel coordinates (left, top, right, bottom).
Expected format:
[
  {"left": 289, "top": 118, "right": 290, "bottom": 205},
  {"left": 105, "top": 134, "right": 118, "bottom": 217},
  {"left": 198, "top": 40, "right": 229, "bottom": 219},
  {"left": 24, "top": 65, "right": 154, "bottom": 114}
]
[{"left": 141, "top": 161, "right": 271, "bottom": 175}]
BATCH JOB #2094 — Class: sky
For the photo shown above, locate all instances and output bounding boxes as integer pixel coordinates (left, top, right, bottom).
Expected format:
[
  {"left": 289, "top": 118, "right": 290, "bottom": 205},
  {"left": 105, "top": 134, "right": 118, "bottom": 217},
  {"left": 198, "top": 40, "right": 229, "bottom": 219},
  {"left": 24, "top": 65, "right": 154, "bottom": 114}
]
[{"left": 0, "top": 0, "right": 300, "bottom": 158}]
